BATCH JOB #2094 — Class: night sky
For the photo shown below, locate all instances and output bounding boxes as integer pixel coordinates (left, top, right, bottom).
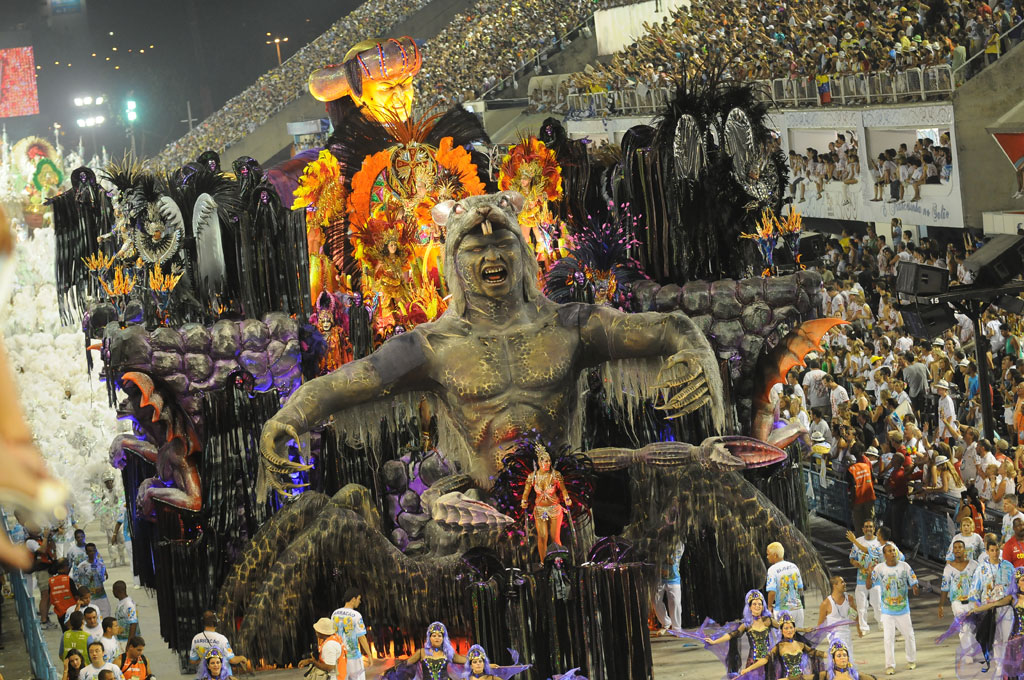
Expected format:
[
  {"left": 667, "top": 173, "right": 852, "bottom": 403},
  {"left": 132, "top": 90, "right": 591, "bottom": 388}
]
[{"left": 0, "top": 0, "right": 356, "bottom": 158}]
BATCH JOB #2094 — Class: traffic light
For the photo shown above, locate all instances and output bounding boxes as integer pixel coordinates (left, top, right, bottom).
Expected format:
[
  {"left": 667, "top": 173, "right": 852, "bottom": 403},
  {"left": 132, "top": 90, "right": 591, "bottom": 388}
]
[{"left": 126, "top": 99, "right": 137, "bottom": 122}]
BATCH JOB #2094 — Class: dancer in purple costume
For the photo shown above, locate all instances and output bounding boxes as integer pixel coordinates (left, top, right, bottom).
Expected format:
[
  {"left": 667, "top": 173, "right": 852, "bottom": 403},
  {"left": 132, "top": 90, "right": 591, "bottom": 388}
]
[
  {"left": 451, "top": 645, "right": 531, "bottom": 680},
  {"left": 386, "top": 622, "right": 467, "bottom": 680},
  {"left": 737, "top": 612, "right": 829, "bottom": 679},
  {"left": 811, "top": 632, "right": 877, "bottom": 680},
  {"left": 697, "top": 589, "right": 778, "bottom": 680}
]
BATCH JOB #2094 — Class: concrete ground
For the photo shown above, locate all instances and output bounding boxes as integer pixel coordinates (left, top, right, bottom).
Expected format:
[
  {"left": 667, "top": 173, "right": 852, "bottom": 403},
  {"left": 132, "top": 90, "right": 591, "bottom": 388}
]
[{"left": 3, "top": 517, "right": 962, "bottom": 679}]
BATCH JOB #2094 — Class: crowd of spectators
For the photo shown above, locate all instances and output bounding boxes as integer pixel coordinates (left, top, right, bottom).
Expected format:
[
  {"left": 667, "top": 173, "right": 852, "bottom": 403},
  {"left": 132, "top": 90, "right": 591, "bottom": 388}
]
[
  {"left": 570, "top": 0, "right": 1022, "bottom": 99},
  {"left": 415, "top": 0, "right": 592, "bottom": 111},
  {"left": 787, "top": 132, "right": 954, "bottom": 203},
  {"left": 154, "top": 0, "right": 596, "bottom": 170},
  {"left": 780, "top": 222, "right": 1024, "bottom": 556},
  {"left": 152, "top": 0, "right": 431, "bottom": 171}
]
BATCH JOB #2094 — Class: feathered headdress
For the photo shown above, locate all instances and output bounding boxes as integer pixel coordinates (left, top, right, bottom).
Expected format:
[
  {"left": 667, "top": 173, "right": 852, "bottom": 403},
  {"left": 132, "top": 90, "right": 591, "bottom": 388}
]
[
  {"left": 497, "top": 136, "right": 562, "bottom": 204},
  {"left": 543, "top": 209, "right": 645, "bottom": 308}
]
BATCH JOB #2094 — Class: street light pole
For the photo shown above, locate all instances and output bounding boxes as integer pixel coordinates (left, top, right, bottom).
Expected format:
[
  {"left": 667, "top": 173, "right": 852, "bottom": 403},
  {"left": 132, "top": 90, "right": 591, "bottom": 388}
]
[
  {"left": 265, "top": 34, "right": 289, "bottom": 66},
  {"left": 180, "top": 100, "right": 197, "bottom": 132}
]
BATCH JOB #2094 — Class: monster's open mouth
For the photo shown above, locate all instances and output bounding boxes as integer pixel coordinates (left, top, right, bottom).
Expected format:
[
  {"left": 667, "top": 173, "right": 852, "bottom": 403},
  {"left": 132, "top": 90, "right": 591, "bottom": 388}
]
[{"left": 482, "top": 265, "right": 507, "bottom": 283}]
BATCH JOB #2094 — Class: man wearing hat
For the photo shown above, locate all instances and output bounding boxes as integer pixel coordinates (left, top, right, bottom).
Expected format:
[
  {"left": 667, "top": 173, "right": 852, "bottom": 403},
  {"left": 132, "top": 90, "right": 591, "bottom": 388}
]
[
  {"left": 300, "top": 618, "right": 346, "bottom": 680},
  {"left": 935, "top": 380, "right": 959, "bottom": 442}
]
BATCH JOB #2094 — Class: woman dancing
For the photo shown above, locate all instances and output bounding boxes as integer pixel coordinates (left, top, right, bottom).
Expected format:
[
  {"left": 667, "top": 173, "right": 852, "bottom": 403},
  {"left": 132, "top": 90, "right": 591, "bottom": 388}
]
[
  {"left": 812, "top": 633, "right": 877, "bottom": 679},
  {"left": 452, "top": 644, "right": 530, "bottom": 680},
  {"left": 673, "top": 589, "right": 789, "bottom": 678},
  {"left": 391, "top": 622, "right": 467, "bottom": 680},
  {"left": 737, "top": 613, "right": 828, "bottom": 679},
  {"left": 520, "top": 445, "right": 571, "bottom": 561}
]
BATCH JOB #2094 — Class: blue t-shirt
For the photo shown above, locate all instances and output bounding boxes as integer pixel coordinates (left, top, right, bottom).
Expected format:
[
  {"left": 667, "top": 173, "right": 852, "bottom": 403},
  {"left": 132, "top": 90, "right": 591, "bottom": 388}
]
[
  {"left": 331, "top": 607, "right": 366, "bottom": 660},
  {"left": 872, "top": 561, "right": 918, "bottom": 616},
  {"left": 968, "top": 375, "right": 979, "bottom": 400},
  {"left": 942, "top": 560, "right": 978, "bottom": 603},
  {"left": 970, "top": 559, "right": 1016, "bottom": 605},
  {"left": 850, "top": 537, "right": 883, "bottom": 586},
  {"left": 661, "top": 543, "right": 685, "bottom": 585},
  {"left": 765, "top": 560, "right": 804, "bottom": 611}
]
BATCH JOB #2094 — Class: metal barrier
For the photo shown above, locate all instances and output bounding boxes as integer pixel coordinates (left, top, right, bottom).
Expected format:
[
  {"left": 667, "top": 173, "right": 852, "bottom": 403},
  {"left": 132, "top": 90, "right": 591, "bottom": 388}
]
[
  {"left": 0, "top": 510, "right": 60, "bottom": 680},
  {"left": 578, "top": 65, "right": 955, "bottom": 116},
  {"left": 802, "top": 466, "right": 957, "bottom": 563},
  {"left": 755, "top": 65, "right": 953, "bottom": 108},
  {"left": 566, "top": 86, "right": 672, "bottom": 118}
]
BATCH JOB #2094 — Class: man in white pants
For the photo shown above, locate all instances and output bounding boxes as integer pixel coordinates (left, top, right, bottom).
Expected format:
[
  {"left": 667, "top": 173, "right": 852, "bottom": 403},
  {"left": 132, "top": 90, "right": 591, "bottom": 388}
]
[
  {"left": 331, "top": 587, "right": 372, "bottom": 680},
  {"left": 765, "top": 542, "right": 804, "bottom": 627},
  {"left": 849, "top": 519, "right": 882, "bottom": 634},
  {"left": 939, "top": 540, "right": 978, "bottom": 662},
  {"left": 868, "top": 543, "right": 919, "bottom": 675},
  {"left": 969, "top": 534, "right": 1015, "bottom": 676},
  {"left": 653, "top": 541, "right": 685, "bottom": 635}
]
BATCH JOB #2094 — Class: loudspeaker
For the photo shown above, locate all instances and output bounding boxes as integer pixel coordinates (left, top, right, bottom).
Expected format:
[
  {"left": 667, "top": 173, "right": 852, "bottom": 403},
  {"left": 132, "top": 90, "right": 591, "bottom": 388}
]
[
  {"left": 895, "top": 262, "right": 949, "bottom": 296},
  {"left": 898, "top": 303, "right": 955, "bottom": 339},
  {"left": 964, "top": 234, "right": 1024, "bottom": 287},
  {"left": 996, "top": 294, "right": 1024, "bottom": 316},
  {"left": 799, "top": 232, "right": 827, "bottom": 262}
]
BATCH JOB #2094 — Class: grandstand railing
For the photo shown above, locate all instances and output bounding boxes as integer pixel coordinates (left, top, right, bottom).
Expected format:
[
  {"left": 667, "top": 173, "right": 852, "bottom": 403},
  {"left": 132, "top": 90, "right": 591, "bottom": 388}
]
[
  {"left": 757, "top": 66, "right": 953, "bottom": 107},
  {"left": 0, "top": 510, "right": 59, "bottom": 680},
  {"left": 566, "top": 86, "right": 672, "bottom": 118},
  {"left": 566, "top": 66, "right": 953, "bottom": 117}
]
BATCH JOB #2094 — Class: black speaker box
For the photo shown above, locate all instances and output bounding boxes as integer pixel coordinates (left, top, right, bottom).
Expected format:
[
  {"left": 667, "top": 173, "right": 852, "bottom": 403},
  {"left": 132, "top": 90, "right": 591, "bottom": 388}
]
[
  {"left": 898, "top": 303, "right": 955, "bottom": 339},
  {"left": 964, "top": 234, "right": 1024, "bottom": 287},
  {"left": 895, "top": 262, "right": 949, "bottom": 296}
]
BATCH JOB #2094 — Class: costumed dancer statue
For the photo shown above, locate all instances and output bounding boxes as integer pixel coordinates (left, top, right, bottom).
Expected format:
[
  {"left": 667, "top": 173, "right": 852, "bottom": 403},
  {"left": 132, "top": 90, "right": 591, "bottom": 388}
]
[
  {"left": 388, "top": 622, "right": 466, "bottom": 680},
  {"left": 453, "top": 644, "right": 531, "bottom": 680},
  {"left": 520, "top": 445, "right": 571, "bottom": 562},
  {"left": 311, "top": 291, "right": 351, "bottom": 374},
  {"left": 676, "top": 589, "right": 778, "bottom": 679}
]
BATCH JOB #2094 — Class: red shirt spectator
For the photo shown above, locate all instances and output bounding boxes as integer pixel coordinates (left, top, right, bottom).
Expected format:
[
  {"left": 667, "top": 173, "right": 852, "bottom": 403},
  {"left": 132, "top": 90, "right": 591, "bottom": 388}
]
[
  {"left": 888, "top": 460, "right": 922, "bottom": 498},
  {"left": 1002, "top": 535, "right": 1024, "bottom": 567}
]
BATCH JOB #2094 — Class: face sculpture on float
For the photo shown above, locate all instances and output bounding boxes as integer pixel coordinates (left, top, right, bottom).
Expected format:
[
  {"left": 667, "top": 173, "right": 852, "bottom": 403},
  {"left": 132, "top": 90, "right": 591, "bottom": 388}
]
[
  {"left": 258, "top": 191, "right": 757, "bottom": 493},
  {"left": 308, "top": 37, "right": 421, "bottom": 123}
]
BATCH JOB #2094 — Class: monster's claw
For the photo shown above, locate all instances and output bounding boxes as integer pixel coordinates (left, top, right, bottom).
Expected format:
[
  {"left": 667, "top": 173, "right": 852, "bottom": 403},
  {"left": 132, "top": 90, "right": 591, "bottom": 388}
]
[
  {"left": 662, "top": 394, "right": 712, "bottom": 420},
  {"left": 653, "top": 364, "right": 702, "bottom": 390},
  {"left": 702, "top": 436, "right": 788, "bottom": 468},
  {"left": 656, "top": 381, "right": 709, "bottom": 411}
]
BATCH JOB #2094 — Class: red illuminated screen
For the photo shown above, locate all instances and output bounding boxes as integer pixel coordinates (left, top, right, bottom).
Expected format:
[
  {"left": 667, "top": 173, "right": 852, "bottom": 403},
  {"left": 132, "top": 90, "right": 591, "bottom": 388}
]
[{"left": 0, "top": 47, "right": 41, "bottom": 118}]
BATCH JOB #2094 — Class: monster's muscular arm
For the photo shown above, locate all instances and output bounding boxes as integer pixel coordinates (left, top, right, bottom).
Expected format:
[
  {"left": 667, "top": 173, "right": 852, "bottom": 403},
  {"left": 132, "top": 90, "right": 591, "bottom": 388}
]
[
  {"left": 260, "top": 331, "right": 434, "bottom": 483},
  {"left": 577, "top": 304, "right": 724, "bottom": 424}
]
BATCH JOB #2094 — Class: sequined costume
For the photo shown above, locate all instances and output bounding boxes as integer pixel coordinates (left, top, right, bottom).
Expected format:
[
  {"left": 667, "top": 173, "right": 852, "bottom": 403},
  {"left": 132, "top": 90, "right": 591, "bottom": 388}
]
[
  {"left": 420, "top": 657, "right": 448, "bottom": 680},
  {"left": 765, "top": 640, "right": 825, "bottom": 679},
  {"left": 672, "top": 591, "right": 779, "bottom": 680},
  {"left": 452, "top": 644, "right": 530, "bottom": 680}
]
